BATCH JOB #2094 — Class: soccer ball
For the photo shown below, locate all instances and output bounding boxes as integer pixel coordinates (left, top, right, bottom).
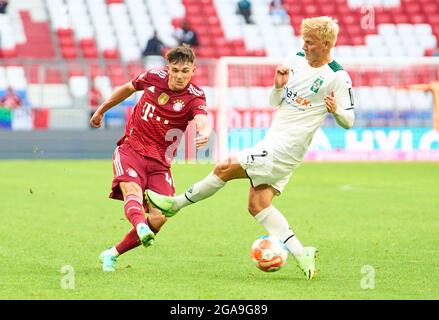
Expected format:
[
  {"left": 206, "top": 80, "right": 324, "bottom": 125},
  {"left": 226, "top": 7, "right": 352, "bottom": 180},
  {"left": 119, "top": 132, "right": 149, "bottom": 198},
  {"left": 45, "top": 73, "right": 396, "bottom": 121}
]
[{"left": 250, "top": 235, "right": 288, "bottom": 272}]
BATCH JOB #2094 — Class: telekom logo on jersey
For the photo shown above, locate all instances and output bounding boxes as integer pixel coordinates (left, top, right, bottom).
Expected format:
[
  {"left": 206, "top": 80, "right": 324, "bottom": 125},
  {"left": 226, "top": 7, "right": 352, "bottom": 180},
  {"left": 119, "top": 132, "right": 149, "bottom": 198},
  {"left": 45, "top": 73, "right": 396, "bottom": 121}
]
[{"left": 141, "top": 102, "right": 169, "bottom": 125}]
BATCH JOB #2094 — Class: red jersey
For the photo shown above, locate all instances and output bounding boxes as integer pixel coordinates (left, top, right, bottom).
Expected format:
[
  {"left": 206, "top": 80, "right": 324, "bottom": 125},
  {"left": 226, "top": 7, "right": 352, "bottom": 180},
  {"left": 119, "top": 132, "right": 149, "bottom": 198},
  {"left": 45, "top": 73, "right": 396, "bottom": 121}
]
[{"left": 118, "top": 69, "right": 208, "bottom": 167}]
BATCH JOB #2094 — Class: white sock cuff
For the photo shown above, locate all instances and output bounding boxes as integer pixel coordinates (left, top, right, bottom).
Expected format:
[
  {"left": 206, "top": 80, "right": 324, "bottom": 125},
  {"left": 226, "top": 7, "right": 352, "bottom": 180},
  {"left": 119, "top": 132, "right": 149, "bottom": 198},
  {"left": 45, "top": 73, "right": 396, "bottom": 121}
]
[
  {"left": 110, "top": 247, "right": 119, "bottom": 257},
  {"left": 254, "top": 205, "right": 274, "bottom": 223}
]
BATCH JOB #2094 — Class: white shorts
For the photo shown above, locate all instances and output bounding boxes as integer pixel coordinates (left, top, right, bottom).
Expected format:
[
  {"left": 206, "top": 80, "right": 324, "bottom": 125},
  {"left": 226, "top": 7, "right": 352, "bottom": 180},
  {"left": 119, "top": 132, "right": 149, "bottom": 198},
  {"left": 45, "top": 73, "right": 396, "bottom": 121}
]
[{"left": 236, "top": 141, "right": 299, "bottom": 194}]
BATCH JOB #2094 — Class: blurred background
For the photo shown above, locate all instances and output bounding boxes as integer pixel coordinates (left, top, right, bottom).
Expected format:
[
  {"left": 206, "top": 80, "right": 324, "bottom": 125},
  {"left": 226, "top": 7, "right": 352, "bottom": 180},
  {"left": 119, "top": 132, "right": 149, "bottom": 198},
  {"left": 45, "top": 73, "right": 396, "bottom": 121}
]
[{"left": 0, "top": 0, "right": 438, "bottom": 160}]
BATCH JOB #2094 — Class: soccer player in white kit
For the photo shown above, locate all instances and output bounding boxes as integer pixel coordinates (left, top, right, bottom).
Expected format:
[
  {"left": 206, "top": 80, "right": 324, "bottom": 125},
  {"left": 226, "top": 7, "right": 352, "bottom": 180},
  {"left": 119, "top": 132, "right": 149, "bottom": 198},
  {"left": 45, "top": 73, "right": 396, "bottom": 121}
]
[{"left": 146, "top": 16, "right": 355, "bottom": 279}]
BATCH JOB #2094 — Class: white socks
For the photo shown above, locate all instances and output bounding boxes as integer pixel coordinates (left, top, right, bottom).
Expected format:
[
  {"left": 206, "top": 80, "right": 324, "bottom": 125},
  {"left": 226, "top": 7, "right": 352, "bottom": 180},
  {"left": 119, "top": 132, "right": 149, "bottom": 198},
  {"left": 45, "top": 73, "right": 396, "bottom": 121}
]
[
  {"left": 172, "top": 172, "right": 226, "bottom": 211},
  {"left": 109, "top": 247, "right": 119, "bottom": 257},
  {"left": 254, "top": 205, "right": 305, "bottom": 258}
]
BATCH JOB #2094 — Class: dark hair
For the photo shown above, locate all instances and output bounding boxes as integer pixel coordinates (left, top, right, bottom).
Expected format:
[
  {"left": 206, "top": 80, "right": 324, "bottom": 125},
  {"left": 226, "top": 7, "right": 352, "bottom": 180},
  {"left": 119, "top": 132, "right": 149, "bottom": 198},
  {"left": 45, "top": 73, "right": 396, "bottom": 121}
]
[{"left": 166, "top": 44, "right": 195, "bottom": 64}]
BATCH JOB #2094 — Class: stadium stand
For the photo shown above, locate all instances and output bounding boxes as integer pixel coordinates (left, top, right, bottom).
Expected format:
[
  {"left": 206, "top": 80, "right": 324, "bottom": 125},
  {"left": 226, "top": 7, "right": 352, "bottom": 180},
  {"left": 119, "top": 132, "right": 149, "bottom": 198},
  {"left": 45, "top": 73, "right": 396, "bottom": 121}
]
[{"left": 0, "top": 0, "right": 438, "bottom": 130}]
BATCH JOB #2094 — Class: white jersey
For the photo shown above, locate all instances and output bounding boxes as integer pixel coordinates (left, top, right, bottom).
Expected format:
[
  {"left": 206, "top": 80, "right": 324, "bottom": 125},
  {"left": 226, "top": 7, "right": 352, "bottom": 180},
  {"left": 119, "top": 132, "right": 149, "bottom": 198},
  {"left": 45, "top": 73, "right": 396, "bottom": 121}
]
[{"left": 264, "top": 52, "right": 355, "bottom": 165}]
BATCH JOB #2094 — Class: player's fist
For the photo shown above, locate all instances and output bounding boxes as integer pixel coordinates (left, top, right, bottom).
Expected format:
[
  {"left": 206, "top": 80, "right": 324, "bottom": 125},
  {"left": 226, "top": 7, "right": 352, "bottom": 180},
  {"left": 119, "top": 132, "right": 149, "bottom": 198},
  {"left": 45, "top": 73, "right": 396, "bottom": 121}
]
[
  {"left": 90, "top": 110, "right": 104, "bottom": 128},
  {"left": 194, "top": 128, "right": 210, "bottom": 149},
  {"left": 274, "top": 66, "right": 290, "bottom": 89}
]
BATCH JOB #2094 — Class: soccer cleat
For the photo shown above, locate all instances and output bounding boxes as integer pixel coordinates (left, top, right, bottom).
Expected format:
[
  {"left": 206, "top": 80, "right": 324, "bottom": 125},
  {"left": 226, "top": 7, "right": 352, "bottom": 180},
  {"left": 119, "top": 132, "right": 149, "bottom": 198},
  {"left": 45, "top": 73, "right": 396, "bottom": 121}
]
[
  {"left": 99, "top": 249, "right": 117, "bottom": 272},
  {"left": 145, "top": 189, "right": 179, "bottom": 217},
  {"left": 296, "top": 246, "right": 318, "bottom": 280},
  {"left": 136, "top": 222, "right": 155, "bottom": 247}
]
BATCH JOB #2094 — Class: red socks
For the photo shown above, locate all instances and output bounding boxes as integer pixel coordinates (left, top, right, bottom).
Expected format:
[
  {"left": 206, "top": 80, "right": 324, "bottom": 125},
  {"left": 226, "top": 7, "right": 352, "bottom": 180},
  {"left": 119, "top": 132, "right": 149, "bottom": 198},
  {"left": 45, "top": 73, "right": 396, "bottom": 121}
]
[
  {"left": 114, "top": 219, "right": 159, "bottom": 255},
  {"left": 124, "top": 194, "right": 145, "bottom": 227},
  {"left": 115, "top": 228, "right": 141, "bottom": 254},
  {"left": 115, "top": 195, "right": 161, "bottom": 256}
]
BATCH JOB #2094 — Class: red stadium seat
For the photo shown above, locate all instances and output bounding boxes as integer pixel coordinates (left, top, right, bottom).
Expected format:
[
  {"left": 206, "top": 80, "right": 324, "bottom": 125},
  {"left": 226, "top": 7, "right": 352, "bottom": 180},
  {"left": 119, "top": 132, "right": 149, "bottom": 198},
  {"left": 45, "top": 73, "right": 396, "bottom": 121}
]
[
  {"left": 375, "top": 13, "right": 393, "bottom": 24},
  {"left": 171, "top": 17, "right": 185, "bottom": 29},
  {"left": 351, "top": 36, "right": 364, "bottom": 46},
  {"left": 0, "top": 48, "right": 17, "bottom": 58},
  {"left": 207, "top": 16, "right": 220, "bottom": 26},
  {"left": 426, "top": 14, "right": 439, "bottom": 25},
  {"left": 89, "top": 64, "right": 105, "bottom": 78},
  {"left": 251, "top": 49, "right": 266, "bottom": 57},
  {"left": 58, "top": 35, "right": 75, "bottom": 47},
  {"left": 195, "top": 47, "right": 215, "bottom": 58},
  {"left": 409, "top": 15, "right": 425, "bottom": 24},
  {"left": 79, "top": 39, "right": 96, "bottom": 49},
  {"left": 45, "top": 69, "right": 63, "bottom": 83},
  {"left": 197, "top": 36, "right": 212, "bottom": 47},
  {"left": 404, "top": 3, "right": 422, "bottom": 14},
  {"left": 56, "top": 28, "right": 74, "bottom": 38},
  {"left": 103, "top": 48, "right": 119, "bottom": 60},
  {"left": 82, "top": 47, "right": 98, "bottom": 59},
  {"left": 320, "top": 4, "right": 336, "bottom": 15},
  {"left": 303, "top": 5, "right": 319, "bottom": 16},
  {"left": 185, "top": 5, "right": 201, "bottom": 15},
  {"left": 337, "top": 33, "right": 350, "bottom": 46},
  {"left": 233, "top": 47, "right": 248, "bottom": 56},
  {"left": 61, "top": 46, "right": 77, "bottom": 59},
  {"left": 336, "top": 4, "right": 351, "bottom": 16},
  {"left": 422, "top": 3, "right": 438, "bottom": 14},
  {"left": 214, "top": 38, "right": 227, "bottom": 47},
  {"left": 127, "top": 63, "right": 145, "bottom": 78},
  {"left": 284, "top": 3, "right": 302, "bottom": 14},
  {"left": 216, "top": 46, "right": 233, "bottom": 57},
  {"left": 67, "top": 63, "right": 84, "bottom": 77},
  {"left": 393, "top": 13, "right": 409, "bottom": 24}
]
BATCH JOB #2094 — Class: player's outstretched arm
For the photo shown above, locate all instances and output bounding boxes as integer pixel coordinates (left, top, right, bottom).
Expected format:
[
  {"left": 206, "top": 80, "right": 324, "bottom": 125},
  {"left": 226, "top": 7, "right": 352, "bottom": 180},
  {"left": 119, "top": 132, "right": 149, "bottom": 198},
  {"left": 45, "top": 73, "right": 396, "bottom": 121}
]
[
  {"left": 194, "top": 114, "right": 211, "bottom": 149},
  {"left": 269, "top": 66, "right": 289, "bottom": 107},
  {"left": 90, "top": 82, "right": 136, "bottom": 128},
  {"left": 325, "top": 91, "right": 355, "bottom": 129}
]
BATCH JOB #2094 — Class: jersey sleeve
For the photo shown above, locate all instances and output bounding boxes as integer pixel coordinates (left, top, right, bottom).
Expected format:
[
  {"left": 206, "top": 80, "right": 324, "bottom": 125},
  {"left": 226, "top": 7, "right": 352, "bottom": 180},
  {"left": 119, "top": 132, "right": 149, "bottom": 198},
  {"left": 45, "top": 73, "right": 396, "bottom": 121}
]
[
  {"left": 332, "top": 71, "right": 355, "bottom": 129},
  {"left": 333, "top": 71, "right": 355, "bottom": 111},
  {"left": 269, "top": 53, "right": 298, "bottom": 107},
  {"left": 131, "top": 71, "right": 150, "bottom": 91},
  {"left": 190, "top": 96, "right": 208, "bottom": 120}
]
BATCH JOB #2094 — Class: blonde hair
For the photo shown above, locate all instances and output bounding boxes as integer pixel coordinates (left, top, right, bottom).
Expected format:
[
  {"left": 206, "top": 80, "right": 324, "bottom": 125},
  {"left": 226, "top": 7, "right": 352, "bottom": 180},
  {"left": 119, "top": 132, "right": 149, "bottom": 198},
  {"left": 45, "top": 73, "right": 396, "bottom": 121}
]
[{"left": 300, "top": 16, "right": 339, "bottom": 47}]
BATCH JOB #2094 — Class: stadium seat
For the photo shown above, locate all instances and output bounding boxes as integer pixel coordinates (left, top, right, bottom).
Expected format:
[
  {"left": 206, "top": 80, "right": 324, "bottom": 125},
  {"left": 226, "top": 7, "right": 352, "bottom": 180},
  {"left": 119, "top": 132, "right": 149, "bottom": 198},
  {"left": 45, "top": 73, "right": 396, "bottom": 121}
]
[
  {"left": 2, "top": 0, "right": 438, "bottom": 129},
  {"left": 69, "top": 76, "right": 89, "bottom": 100}
]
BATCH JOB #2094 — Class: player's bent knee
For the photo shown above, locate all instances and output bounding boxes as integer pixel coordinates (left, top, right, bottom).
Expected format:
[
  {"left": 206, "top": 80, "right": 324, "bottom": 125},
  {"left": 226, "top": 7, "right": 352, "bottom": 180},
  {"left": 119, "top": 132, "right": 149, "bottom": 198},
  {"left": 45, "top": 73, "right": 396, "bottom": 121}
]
[
  {"left": 120, "top": 181, "right": 142, "bottom": 198},
  {"left": 247, "top": 197, "right": 272, "bottom": 216},
  {"left": 213, "top": 157, "right": 244, "bottom": 181},
  {"left": 213, "top": 160, "right": 229, "bottom": 176}
]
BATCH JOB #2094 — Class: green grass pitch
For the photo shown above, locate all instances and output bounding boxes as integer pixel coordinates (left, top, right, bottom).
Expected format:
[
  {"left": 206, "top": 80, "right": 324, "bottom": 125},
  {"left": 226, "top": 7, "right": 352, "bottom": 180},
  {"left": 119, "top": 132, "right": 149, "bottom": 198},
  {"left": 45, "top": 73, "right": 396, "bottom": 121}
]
[{"left": 1, "top": 160, "right": 438, "bottom": 299}]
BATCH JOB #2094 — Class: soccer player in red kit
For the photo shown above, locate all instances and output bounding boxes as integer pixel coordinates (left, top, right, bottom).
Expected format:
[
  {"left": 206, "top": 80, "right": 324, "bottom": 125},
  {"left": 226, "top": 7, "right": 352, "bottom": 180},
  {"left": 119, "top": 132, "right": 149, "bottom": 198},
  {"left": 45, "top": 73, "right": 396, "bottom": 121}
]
[{"left": 90, "top": 45, "right": 211, "bottom": 272}]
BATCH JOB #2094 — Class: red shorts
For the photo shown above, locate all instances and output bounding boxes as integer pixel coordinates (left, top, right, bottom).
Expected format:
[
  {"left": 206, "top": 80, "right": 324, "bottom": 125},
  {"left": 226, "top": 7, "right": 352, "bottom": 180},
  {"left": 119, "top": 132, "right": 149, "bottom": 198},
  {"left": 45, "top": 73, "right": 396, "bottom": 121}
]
[{"left": 109, "top": 142, "right": 175, "bottom": 208}]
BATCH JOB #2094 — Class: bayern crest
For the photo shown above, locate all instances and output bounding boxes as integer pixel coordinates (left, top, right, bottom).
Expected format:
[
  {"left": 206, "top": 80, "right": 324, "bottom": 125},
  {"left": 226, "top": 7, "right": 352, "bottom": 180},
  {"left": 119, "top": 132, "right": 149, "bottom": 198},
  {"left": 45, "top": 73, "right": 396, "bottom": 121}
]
[
  {"left": 172, "top": 99, "right": 184, "bottom": 111},
  {"left": 126, "top": 168, "right": 138, "bottom": 178}
]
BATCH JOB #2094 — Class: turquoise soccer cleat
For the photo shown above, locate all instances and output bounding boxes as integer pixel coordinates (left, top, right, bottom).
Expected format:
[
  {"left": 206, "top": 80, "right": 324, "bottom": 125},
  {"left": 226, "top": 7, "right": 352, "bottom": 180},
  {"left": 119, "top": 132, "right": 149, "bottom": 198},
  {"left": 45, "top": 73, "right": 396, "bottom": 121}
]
[
  {"left": 99, "top": 249, "right": 117, "bottom": 272},
  {"left": 296, "top": 246, "right": 318, "bottom": 280},
  {"left": 136, "top": 223, "right": 155, "bottom": 248},
  {"left": 145, "top": 189, "right": 179, "bottom": 217}
]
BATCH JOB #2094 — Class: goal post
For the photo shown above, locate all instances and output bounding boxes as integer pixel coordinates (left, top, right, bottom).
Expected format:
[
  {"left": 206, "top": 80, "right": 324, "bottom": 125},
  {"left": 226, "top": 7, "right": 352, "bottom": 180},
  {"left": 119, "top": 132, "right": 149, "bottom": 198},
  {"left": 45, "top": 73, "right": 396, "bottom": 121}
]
[
  {"left": 216, "top": 57, "right": 283, "bottom": 161},
  {"left": 214, "top": 56, "right": 439, "bottom": 161}
]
